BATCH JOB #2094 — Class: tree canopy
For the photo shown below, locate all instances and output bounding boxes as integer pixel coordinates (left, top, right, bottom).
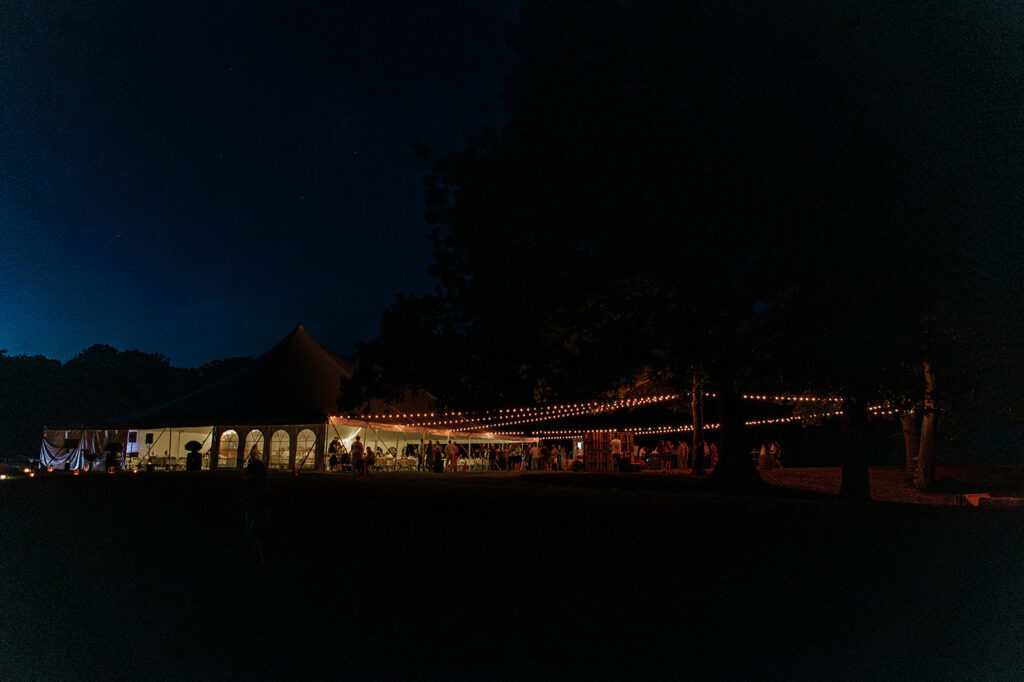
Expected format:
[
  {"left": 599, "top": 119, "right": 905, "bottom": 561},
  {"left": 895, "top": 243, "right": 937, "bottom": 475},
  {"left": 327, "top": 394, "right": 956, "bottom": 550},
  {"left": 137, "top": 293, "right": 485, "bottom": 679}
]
[
  {"left": 354, "top": 1, "right": 1024, "bottom": 484},
  {"left": 0, "top": 348, "right": 250, "bottom": 461}
]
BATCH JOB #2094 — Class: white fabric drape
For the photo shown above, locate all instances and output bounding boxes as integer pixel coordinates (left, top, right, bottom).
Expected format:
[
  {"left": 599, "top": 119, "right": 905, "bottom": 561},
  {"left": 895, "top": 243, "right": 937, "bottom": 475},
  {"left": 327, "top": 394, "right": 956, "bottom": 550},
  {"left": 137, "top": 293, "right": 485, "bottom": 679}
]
[{"left": 39, "top": 430, "right": 130, "bottom": 470}]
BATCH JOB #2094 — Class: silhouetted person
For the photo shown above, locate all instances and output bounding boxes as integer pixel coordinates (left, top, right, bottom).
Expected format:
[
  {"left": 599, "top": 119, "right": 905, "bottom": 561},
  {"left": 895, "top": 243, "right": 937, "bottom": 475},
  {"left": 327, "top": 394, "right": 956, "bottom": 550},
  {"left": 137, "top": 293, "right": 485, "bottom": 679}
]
[
  {"left": 527, "top": 443, "right": 540, "bottom": 470},
  {"left": 105, "top": 449, "right": 120, "bottom": 473},
  {"left": 328, "top": 437, "right": 342, "bottom": 472},
  {"left": 432, "top": 442, "right": 444, "bottom": 473},
  {"left": 351, "top": 436, "right": 366, "bottom": 476},
  {"left": 445, "top": 440, "right": 459, "bottom": 472},
  {"left": 244, "top": 458, "right": 268, "bottom": 564}
]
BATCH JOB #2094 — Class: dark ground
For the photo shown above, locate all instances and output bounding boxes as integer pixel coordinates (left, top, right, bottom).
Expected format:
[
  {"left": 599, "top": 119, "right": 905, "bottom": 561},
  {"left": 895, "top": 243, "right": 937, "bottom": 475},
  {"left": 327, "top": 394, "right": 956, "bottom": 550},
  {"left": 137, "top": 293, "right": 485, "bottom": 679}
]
[{"left": 2, "top": 470, "right": 1023, "bottom": 681}]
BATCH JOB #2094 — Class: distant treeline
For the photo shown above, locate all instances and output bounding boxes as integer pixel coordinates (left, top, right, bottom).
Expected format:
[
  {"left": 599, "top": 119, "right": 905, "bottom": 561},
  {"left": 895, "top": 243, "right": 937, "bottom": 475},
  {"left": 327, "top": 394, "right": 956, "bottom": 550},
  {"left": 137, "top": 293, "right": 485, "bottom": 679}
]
[{"left": 0, "top": 346, "right": 250, "bottom": 461}]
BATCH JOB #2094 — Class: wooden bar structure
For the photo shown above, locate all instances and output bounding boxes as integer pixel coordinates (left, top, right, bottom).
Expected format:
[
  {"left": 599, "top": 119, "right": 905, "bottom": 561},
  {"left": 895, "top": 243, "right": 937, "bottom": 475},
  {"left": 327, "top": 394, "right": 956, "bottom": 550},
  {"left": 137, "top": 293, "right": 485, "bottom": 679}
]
[{"left": 582, "top": 431, "right": 634, "bottom": 472}]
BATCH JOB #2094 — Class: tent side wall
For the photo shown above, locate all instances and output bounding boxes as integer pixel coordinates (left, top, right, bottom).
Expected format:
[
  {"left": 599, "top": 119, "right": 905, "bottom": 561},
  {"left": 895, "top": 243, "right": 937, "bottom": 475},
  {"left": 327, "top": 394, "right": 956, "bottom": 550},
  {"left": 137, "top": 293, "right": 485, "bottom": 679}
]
[{"left": 207, "top": 423, "right": 327, "bottom": 472}]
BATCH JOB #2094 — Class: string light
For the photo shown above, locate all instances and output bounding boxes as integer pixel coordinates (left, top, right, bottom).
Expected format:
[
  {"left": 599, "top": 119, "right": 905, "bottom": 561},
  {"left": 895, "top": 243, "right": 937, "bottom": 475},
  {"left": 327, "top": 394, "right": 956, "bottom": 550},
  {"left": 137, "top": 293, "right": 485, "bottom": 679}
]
[
  {"left": 532, "top": 411, "right": 849, "bottom": 438},
  {"left": 368, "top": 394, "right": 678, "bottom": 430},
  {"left": 338, "top": 412, "right": 439, "bottom": 421},
  {"left": 495, "top": 393, "right": 681, "bottom": 415},
  {"left": 741, "top": 394, "right": 841, "bottom": 403},
  {"left": 426, "top": 393, "right": 685, "bottom": 429},
  {"left": 338, "top": 393, "right": 896, "bottom": 431}
]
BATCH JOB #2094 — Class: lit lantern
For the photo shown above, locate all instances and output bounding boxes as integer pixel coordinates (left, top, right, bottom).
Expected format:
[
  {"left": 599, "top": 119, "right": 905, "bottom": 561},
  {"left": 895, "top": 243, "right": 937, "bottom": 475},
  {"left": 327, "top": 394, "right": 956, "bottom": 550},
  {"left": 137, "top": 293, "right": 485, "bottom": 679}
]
[
  {"left": 47, "top": 465, "right": 54, "bottom": 473},
  {"left": 73, "top": 469, "right": 80, "bottom": 476},
  {"left": 23, "top": 467, "right": 30, "bottom": 473},
  {"left": 29, "top": 472, "right": 35, "bottom": 478},
  {"left": 132, "top": 466, "right": 138, "bottom": 474}
]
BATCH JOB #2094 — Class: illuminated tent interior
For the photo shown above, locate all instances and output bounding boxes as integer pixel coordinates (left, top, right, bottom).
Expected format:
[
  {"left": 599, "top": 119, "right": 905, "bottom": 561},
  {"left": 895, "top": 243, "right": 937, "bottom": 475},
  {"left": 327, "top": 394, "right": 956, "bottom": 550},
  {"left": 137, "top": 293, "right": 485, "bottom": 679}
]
[{"left": 40, "top": 325, "right": 533, "bottom": 472}]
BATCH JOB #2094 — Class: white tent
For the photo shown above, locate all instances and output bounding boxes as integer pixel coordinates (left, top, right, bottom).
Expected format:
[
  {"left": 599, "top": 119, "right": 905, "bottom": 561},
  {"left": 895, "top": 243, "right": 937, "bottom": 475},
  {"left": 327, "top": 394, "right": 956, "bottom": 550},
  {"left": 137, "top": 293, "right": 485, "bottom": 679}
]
[{"left": 42, "top": 325, "right": 533, "bottom": 472}]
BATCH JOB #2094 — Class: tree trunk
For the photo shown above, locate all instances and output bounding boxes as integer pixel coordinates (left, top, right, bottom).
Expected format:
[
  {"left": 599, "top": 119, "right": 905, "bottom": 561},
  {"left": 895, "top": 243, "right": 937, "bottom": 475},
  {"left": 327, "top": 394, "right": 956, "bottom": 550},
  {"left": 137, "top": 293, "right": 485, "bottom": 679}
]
[
  {"left": 839, "top": 396, "right": 871, "bottom": 501},
  {"left": 691, "top": 373, "right": 705, "bottom": 475},
  {"left": 915, "top": 361, "right": 938, "bottom": 492},
  {"left": 900, "top": 411, "right": 920, "bottom": 478},
  {"left": 708, "top": 386, "right": 762, "bottom": 490}
]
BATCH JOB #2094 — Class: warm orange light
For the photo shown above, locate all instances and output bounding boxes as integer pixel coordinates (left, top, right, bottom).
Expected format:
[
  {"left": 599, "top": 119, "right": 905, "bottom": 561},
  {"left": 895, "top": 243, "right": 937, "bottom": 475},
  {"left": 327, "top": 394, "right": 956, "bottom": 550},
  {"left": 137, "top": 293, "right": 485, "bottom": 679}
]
[
  {"left": 47, "top": 465, "right": 54, "bottom": 473},
  {"left": 29, "top": 472, "right": 35, "bottom": 478},
  {"left": 73, "top": 469, "right": 80, "bottom": 476},
  {"left": 23, "top": 467, "right": 31, "bottom": 473}
]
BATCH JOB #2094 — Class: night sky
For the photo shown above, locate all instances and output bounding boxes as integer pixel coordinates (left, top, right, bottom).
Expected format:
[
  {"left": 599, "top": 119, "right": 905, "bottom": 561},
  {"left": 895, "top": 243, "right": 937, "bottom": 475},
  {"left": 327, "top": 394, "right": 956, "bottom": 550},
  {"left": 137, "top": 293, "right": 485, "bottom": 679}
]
[{"left": 1, "top": 1, "right": 513, "bottom": 366}]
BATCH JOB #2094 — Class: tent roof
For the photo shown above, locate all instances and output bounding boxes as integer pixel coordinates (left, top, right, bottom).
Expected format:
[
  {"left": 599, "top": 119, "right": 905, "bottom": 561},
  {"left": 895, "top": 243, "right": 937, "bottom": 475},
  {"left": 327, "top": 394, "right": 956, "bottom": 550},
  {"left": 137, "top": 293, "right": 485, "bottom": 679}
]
[{"left": 115, "top": 325, "right": 359, "bottom": 427}]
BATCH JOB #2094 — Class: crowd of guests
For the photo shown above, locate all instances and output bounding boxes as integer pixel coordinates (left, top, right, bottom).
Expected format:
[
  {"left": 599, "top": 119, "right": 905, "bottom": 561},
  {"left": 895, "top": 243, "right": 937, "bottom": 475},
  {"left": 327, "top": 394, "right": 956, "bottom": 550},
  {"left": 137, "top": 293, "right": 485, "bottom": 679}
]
[
  {"left": 759, "top": 441, "right": 784, "bottom": 469},
  {"left": 324, "top": 434, "right": 783, "bottom": 474},
  {"left": 613, "top": 436, "right": 719, "bottom": 472},
  {"left": 325, "top": 436, "right": 577, "bottom": 474},
  {"left": 616, "top": 438, "right": 783, "bottom": 471}
]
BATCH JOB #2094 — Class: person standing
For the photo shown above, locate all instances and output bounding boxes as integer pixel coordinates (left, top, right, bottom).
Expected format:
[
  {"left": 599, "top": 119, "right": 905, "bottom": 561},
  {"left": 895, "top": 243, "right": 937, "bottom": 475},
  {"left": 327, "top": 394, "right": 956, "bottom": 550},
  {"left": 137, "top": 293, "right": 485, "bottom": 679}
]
[
  {"left": 653, "top": 440, "right": 666, "bottom": 470},
  {"left": 327, "top": 437, "right": 342, "bottom": 472},
  {"left": 351, "top": 436, "right": 366, "bottom": 476},
  {"left": 610, "top": 433, "right": 623, "bottom": 471},
  {"left": 664, "top": 441, "right": 676, "bottom": 470},
  {"left": 445, "top": 440, "right": 460, "bottom": 472},
  {"left": 527, "top": 442, "right": 540, "bottom": 471},
  {"left": 244, "top": 456, "right": 269, "bottom": 564}
]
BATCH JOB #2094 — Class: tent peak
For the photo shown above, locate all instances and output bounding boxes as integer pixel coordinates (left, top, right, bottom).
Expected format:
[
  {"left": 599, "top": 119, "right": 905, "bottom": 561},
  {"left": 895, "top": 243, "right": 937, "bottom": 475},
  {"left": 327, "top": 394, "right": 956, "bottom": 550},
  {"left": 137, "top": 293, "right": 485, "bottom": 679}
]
[{"left": 111, "top": 324, "right": 355, "bottom": 426}]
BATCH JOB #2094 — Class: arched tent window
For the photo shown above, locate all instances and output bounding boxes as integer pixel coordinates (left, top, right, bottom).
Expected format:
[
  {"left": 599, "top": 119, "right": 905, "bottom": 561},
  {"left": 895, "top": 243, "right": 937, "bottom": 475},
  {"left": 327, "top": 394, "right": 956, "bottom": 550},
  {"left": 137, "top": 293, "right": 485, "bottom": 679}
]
[
  {"left": 219, "top": 430, "right": 239, "bottom": 469},
  {"left": 295, "top": 429, "right": 317, "bottom": 472},
  {"left": 269, "top": 430, "right": 290, "bottom": 470},
  {"left": 244, "top": 430, "right": 266, "bottom": 464}
]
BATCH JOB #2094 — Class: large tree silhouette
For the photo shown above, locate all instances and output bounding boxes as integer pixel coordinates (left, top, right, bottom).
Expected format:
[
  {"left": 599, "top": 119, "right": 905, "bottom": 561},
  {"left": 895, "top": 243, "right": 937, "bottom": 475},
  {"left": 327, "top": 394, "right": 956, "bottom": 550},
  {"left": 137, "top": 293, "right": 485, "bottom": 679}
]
[{"left": 357, "top": 0, "right": 1024, "bottom": 494}]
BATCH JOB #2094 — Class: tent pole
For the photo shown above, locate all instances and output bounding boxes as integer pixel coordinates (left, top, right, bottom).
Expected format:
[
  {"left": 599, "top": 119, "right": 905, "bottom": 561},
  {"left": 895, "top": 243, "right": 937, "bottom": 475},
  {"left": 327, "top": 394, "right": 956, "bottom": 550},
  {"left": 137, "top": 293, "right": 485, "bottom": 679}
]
[{"left": 200, "top": 425, "right": 215, "bottom": 471}]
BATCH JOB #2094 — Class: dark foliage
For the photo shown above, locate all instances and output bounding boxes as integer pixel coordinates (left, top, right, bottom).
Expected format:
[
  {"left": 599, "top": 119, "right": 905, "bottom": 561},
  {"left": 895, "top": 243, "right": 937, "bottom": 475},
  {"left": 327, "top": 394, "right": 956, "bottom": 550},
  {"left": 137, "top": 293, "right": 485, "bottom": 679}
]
[
  {"left": 0, "top": 348, "right": 251, "bottom": 460},
  {"left": 355, "top": 1, "right": 1024, "bottom": 479}
]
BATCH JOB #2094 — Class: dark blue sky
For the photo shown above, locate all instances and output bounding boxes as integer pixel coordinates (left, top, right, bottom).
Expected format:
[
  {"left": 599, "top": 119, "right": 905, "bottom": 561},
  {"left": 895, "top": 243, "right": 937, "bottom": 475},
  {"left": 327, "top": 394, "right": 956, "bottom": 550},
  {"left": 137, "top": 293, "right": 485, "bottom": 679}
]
[{"left": 1, "top": 1, "right": 513, "bottom": 366}]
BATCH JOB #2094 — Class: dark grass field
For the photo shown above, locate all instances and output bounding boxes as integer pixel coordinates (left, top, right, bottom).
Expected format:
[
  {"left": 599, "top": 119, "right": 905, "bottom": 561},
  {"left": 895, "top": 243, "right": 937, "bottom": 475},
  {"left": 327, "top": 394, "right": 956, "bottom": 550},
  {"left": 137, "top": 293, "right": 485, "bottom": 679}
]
[{"left": 2, "top": 470, "right": 1023, "bottom": 681}]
